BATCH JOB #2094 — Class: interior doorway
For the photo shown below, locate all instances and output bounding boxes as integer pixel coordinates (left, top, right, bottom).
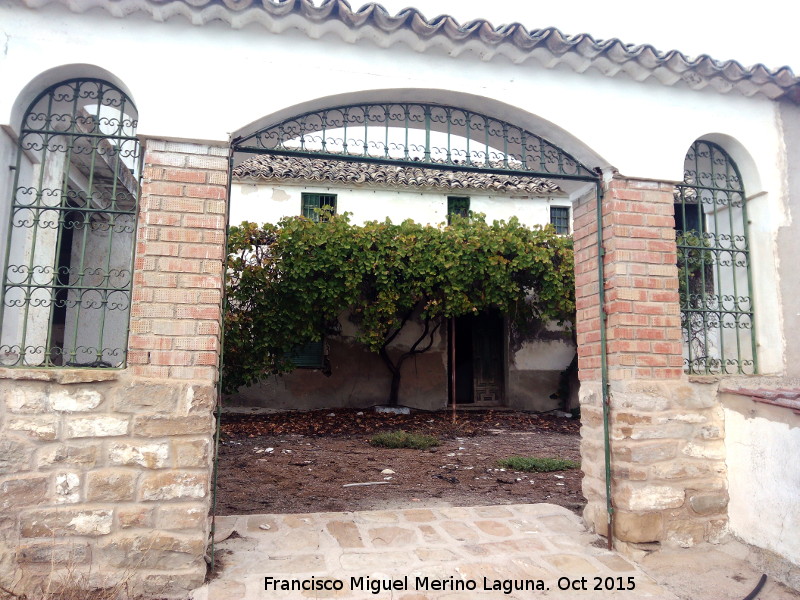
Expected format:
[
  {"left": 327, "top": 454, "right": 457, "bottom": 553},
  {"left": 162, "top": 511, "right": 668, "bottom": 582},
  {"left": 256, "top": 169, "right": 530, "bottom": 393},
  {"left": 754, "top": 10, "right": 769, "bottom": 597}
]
[{"left": 450, "top": 310, "right": 505, "bottom": 406}]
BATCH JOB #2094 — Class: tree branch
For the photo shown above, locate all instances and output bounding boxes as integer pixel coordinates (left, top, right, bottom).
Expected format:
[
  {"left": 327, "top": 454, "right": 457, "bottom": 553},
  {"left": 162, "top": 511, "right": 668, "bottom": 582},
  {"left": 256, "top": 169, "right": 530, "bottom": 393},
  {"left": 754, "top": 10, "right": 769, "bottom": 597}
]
[{"left": 395, "top": 316, "right": 443, "bottom": 371}]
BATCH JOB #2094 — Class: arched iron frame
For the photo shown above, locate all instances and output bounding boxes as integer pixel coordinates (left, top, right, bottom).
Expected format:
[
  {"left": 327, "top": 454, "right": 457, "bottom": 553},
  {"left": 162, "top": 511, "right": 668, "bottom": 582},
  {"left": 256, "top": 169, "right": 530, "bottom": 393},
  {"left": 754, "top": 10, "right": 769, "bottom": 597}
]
[
  {"left": 0, "top": 78, "right": 141, "bottom": 368},
  {"left": 675, "top": 140, "right": 757, "bottom": 374},
  {"left": 232, "top": 102, "right": 597, "bottom": 183}
]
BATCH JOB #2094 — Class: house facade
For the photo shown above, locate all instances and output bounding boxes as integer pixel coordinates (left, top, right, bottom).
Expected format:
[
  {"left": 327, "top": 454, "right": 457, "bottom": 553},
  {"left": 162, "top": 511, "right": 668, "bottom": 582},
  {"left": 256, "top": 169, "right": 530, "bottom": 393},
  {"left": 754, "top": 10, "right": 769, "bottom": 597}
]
[
  {"left": 228, "top": 154, "right": 577, "bottom": 411},
  {"left": 0, "top": 0, "right": 799, "bottom": 596}
]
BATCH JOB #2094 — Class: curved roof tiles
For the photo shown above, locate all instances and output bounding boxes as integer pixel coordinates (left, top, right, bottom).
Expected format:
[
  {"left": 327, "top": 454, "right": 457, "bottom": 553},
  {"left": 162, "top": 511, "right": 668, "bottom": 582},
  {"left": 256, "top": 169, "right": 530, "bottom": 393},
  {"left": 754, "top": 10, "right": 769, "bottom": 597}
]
[
  {"left": 233, "top": 154, "right": 564, "bottom": 195},
  {"left": 25, "top": 0, "right": 800, "bottom": 103}
]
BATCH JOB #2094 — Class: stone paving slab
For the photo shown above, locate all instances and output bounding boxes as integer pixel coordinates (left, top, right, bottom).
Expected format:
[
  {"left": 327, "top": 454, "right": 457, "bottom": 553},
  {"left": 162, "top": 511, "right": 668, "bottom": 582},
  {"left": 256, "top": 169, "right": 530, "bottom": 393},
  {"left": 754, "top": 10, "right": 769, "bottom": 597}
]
[{"left": 191, "top": 504, "right": 676, "bottom": 600}]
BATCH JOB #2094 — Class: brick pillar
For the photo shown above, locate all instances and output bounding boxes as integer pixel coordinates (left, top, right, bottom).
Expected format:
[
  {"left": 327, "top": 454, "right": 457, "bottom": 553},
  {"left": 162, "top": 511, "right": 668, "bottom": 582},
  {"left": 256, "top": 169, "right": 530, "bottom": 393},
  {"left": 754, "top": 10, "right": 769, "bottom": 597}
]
[
  {"left": 122, "top": 139, "right": 227, "bottom": 593},
  {"left": 576, "top": 176, "right": 728, "bottom": 549},
  {"left": 130, "top": 140, "right": 228, "bottom": 382}
]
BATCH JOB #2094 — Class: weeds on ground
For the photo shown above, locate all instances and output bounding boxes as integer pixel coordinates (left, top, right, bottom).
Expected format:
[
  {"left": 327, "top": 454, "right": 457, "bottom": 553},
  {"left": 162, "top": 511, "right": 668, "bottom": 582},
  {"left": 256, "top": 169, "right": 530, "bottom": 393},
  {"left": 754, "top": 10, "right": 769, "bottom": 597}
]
[
  {"left": 1, "top": 537, "right": 173, "bottom": 600},
  {"left": 369, "top": 430, "right": 440, "bottom": 450},
  {"left": 1, "top": 571, "right": 131, "bottom": 600},
  {"left": 497, "top": 456, "right": 579, "bottom": 472}
]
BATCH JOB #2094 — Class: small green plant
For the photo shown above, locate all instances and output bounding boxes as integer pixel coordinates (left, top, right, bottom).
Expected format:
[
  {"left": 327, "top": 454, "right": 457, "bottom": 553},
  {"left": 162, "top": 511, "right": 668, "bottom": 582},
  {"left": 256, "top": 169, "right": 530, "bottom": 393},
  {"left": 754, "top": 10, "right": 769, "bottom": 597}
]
[
  {"left": 369, "top": 430, "right": 440, "bottom": 450},
  {"left": 498, "top": 456, "right": 579, "bottom": 472}
]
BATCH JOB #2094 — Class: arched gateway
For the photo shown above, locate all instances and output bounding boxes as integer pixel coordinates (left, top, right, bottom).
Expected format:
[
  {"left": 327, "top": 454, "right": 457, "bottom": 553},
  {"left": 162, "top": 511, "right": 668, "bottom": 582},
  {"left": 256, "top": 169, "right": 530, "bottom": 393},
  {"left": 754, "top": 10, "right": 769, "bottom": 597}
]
[
  {"left": 223, "top": 97, "right": 622, "bottom": 545},
  {"left": 227, "top": 103, "right": 603, "bottom": 403}
]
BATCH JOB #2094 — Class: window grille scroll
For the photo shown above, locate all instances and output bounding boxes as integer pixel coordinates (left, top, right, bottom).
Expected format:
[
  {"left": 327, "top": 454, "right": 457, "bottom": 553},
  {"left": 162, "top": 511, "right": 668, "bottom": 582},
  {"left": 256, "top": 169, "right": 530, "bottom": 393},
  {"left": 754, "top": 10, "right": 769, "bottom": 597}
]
[
  {"left": 676, "top": 140, "right": 756, "bottom": 375},
  {"left": 0, "top": 79, "right": 140, "bottom": 368}
]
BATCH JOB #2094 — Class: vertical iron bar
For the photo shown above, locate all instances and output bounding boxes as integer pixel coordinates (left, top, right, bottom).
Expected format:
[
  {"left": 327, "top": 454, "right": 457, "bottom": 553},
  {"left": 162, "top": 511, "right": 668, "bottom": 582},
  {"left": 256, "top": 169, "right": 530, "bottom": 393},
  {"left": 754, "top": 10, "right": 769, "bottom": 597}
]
[
  {"left": 321, "top": 111, "right": 327, "bottom": 153},
  {"left": 44, "top": 84, "right": 81, "bottom": 365},
  {"left": 678, "top": 188, "right": 693, "bottom": 372},
  {"left": 595, "top": 178, "right": 613, "bottom": 551},
  {"left": 342, "top": 108, "right": 348, "bottom": 155},
  {"left": 403, "top": 105, "right": 410, "bottom": 160},
  {"left": 424, "top": 106, "right": 431, "bottom": 162},
  {"left": 446, "top": 109, "right": 452, "bottom": 164},
  {"left": 383, "top": 106, "right": 390, "bottom": 159},
  {"left": 538, "top": 135, "right": 547, "bottom": 173},
  {"left": 95, "top": 93, "right": 128, "bottom": 364},
  {"left": 69, "top": 83, "right": 105, "bottom": 363},
  {"left": 724, "top": 183, "right": 744, "bottom": 373},
  {"left": 502, "top": 124, "right": 509, "bottom": 168},
  {"left": 483, "top": 117, "right": 490, "bottom": 168},
  {"left": 211, "top": 147, "right": 236, "bottom": 572},
  {"left": 20, "top": 86, "right": 58, "bottom": 365},
  {"left": 465, "top": 113, "right": 471, "bottom": 166},
  {"left": 121, "top": 143, "right": 143, "bottom": 369},
  {"left": 363, "top": 106, "right": 369, "bottom": 157},
  {"left": 741, "top": 193, "right": 757, "bottom": 374},
  {"left": 708, "top": 149, "right": 724, "bottom": 374}
]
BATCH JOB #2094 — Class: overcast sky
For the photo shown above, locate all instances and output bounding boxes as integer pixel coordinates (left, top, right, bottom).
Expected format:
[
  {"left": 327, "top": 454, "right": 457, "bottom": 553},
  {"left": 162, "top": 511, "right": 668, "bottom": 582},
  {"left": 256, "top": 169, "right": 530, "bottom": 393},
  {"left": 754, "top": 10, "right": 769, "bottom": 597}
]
[{"left": 348, "top": 0, "right": 798, "bottom": 72}]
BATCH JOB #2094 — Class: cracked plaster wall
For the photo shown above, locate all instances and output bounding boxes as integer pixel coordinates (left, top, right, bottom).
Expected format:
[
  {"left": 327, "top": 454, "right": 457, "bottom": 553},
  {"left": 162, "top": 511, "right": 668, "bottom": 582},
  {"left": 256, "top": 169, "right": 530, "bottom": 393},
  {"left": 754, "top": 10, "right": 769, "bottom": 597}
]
[{"left": 722, "top": 392, "right": 800, "bottom": 570}]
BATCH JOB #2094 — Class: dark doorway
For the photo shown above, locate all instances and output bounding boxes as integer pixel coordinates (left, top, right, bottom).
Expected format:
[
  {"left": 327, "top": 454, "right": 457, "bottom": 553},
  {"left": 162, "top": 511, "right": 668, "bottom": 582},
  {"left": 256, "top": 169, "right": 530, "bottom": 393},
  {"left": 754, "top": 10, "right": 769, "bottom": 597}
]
[{"left": 450, "top": 310, "right": 505, "bottom": 406}]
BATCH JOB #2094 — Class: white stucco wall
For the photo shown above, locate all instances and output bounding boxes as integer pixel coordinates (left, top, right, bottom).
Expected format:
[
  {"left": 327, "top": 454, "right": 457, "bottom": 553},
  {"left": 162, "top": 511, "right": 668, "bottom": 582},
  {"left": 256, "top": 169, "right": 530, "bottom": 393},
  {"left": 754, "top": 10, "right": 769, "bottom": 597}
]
[
  {"left": 0, "top": 2, "right": 788, "bottom": 374},
  {"left": 724, "top": 396, "right": 800, "bottom": 567},
  {"left": 230, "top": 180, "right": 570, "bottom": 229}
]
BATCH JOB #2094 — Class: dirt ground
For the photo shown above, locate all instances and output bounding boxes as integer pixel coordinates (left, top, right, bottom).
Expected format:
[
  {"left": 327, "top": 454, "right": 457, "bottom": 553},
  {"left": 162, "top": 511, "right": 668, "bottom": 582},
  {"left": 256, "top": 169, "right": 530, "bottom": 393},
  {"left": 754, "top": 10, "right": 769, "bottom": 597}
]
[{"left": 214, "top": 408, "right": 584, "bottom": 516}]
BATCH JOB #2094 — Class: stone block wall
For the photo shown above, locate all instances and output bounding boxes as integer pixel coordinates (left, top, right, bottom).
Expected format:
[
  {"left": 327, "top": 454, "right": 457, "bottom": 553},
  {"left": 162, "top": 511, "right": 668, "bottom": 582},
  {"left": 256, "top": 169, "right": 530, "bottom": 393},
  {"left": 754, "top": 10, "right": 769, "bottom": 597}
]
[
  {"left": 0, "top": 373, "right": 215, "bottom": 595},
  {"left": 581, "top": 379, "right": 727, "bottom": 547},
  {"left": 575, "top": 177, "right": 729, "bottom": 549},
  {"left": 0, "top": 140, "right": 227, "bottom": 597}
]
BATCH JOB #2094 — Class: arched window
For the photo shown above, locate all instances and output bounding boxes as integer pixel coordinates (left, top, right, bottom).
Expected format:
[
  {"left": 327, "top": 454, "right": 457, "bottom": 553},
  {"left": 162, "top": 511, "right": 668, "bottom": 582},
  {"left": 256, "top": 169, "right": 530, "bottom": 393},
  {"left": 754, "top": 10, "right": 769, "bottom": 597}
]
[
  {"left": 0, "top": 79, "right": 140, "bottom": 367},
  {"left": 675, "top": 140, "right": 756, "bottom": 374}
]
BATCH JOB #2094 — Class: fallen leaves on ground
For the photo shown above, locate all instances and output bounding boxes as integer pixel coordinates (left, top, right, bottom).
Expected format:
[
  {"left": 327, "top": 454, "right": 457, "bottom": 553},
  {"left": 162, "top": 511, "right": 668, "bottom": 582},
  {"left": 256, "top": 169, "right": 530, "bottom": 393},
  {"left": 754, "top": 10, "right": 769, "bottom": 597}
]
[{"left": 220, "top": 408, "right": 580, "bottom": 439}]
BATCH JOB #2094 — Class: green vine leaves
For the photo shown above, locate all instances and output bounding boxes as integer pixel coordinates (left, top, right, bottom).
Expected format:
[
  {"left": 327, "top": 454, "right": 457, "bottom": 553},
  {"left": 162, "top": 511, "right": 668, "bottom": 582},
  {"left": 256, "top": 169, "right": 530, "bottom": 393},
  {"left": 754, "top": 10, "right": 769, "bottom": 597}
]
[{"left": 223, "top": 213, "right": 575, "bottom": 395}]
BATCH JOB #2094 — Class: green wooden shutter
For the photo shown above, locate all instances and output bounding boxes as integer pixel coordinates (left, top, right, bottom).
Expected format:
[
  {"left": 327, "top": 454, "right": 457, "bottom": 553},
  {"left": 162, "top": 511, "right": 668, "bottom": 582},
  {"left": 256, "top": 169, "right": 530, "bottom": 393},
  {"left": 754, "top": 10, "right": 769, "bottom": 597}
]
[{"left": 289, "top": 340, "right": 325, "bottom": 368}]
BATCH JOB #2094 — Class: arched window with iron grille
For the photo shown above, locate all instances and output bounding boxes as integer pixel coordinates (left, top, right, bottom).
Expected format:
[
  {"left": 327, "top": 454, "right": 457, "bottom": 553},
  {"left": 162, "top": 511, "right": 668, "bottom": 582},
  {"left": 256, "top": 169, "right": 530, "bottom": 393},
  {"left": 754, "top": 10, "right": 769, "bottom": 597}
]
[
  {"left": 0, "top": 79, "right": 140, "bottom": 368},
  {"left": 675, "top": 140, "right": 756, "bottom": 374}
]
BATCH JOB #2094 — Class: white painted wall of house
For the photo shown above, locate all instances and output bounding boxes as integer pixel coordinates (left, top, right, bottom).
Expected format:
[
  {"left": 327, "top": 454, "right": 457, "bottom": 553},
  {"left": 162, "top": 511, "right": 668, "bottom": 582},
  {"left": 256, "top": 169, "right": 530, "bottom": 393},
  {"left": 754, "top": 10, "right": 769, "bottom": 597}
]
[
  {"left": 228, "top": 179, "right": 575, "bottom": 410},
  {"left": 724, "top": 397, "right": 800, "bottom": 568},
  {"left": 231, "top": 181, "right": 571, "bottom": 229}
]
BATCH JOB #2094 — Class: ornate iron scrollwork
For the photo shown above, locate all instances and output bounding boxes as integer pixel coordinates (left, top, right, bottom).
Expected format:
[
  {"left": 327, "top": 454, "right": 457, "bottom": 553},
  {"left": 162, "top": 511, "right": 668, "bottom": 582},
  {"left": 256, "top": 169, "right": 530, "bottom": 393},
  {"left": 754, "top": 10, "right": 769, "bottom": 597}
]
[
  {"left": 0, "top": 79, "right": 140, "bottom": 368},
  {"left": 676, "top": 140, "right": 756, "bottom": 375},
  {"left": 234, "top": 102, "right": 596, "bottom": 181}
]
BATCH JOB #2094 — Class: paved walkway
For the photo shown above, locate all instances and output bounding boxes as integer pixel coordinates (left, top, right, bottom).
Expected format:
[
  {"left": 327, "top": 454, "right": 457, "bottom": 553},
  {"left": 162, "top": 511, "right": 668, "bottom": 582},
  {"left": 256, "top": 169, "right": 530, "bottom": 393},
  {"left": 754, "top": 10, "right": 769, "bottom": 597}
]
[{"left": 193, "top": 504, "right": 673, "bottom": 599}]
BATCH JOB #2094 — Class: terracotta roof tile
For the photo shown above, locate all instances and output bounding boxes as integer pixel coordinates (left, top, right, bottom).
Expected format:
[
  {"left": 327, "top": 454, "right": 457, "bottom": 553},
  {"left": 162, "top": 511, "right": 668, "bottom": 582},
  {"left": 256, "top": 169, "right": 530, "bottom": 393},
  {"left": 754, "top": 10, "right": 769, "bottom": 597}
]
[
  {"left": 233, "top": 154, "right": 563, "bottom": 194},
  {"left": 27, "top": 0, "right": 800, "bottom": 103}
]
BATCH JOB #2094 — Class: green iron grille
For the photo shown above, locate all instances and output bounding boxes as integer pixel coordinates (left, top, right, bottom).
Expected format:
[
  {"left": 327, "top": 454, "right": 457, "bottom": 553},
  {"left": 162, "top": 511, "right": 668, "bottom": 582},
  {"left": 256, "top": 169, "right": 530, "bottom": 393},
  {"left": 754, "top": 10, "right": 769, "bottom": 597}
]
[
  {"left": 233, "top": 102, "right": 596, "bottom": 182},
  {"left": 0, "top": 79, "right": 140, "bottom": 368},
  {"left": 675, "top": 140, "right": 756, "bottom": 375},
  {"left": 302, "top": 193, "right": 337, "bottom": 222},
  {"left": 549, "top": 206, "right": 570, "bottom": 234}
]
